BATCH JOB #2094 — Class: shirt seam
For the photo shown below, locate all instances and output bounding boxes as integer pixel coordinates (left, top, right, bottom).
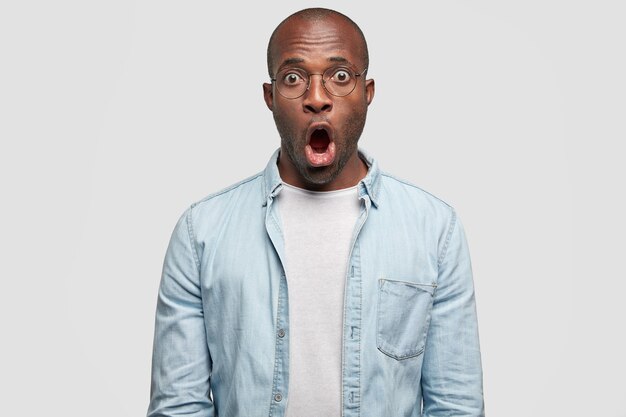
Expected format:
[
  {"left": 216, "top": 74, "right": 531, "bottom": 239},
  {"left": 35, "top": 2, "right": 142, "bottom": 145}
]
[
  {"left": 185, "top": 206, "right": 201, "bottom": 273},
  {"left": 437, "top": 207, "right": 457, "bottom": 267}
]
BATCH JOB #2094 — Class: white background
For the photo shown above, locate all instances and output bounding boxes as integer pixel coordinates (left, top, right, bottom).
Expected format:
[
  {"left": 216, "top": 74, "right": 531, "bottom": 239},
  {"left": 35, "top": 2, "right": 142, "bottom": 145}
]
[{"left": 1, "top": 1, "right": 624, "bottom": 416}]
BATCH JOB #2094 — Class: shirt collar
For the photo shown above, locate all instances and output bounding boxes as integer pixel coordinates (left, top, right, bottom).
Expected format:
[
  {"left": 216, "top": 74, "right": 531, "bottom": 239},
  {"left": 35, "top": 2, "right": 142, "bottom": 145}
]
[{"left": 262, "top": 147, "right": 381, "bottom": 207}]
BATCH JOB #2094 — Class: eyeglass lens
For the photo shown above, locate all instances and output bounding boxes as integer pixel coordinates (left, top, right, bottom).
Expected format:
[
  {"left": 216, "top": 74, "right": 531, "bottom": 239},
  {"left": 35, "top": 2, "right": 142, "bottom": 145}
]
[{"left": 275, "top": 67, "right": 358, "bottom": 99}]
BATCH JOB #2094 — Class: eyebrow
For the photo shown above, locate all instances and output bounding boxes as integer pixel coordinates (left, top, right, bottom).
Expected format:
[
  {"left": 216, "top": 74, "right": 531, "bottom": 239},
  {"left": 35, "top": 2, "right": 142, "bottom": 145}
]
[
  {"left": 328, "top": 56, "right": 351, "bottom": 65},
  {"left": 278, "top": 57, "right": 305, "bottom": 69}
]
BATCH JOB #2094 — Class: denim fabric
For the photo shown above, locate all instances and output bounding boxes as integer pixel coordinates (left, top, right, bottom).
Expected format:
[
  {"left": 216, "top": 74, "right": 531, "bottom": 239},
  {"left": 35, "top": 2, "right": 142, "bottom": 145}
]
[{"left": 147, "top": 149, "right": 485, "bottom": 417}]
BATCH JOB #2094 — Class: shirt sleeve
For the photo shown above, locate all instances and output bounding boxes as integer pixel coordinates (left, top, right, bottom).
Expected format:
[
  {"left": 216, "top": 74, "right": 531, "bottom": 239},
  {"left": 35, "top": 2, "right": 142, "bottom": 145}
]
[
  {"left": 147, "top": 207, "right": 215, "bottom": 417},
  {"left": 421, "top": 208, "right": 485, "bottom": 416}
]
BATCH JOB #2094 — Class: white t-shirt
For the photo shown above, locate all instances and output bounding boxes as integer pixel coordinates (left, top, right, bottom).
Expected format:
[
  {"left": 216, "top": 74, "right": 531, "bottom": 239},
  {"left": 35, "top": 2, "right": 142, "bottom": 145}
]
[{"left": 275, "top": 182, "right": 361, "bottom": 417}]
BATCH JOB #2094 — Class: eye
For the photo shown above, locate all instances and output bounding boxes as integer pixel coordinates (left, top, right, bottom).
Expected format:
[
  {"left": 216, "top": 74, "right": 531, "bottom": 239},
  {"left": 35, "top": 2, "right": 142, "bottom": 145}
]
[
  {"left": 282, "top": 71, "right": 305, "bottom": 86},
  {"left": 330, "top": 69, "right": 352, "bottom": 84}
]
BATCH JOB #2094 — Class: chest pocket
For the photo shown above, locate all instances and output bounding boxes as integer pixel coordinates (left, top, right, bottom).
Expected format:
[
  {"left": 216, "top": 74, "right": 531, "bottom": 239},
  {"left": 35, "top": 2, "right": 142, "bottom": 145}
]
[{"left": 376, "top": 279, "right": 437, "bottom": 360}]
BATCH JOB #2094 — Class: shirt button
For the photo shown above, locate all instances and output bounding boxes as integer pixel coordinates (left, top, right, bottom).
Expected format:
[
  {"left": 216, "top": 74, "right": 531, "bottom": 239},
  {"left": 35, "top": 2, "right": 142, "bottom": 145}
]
[
  {"left": 277, "top": 329, "right": 285, "bottom": 338},
  {"left": 274, "top": 393, "right": 283, "bottom": 402}
]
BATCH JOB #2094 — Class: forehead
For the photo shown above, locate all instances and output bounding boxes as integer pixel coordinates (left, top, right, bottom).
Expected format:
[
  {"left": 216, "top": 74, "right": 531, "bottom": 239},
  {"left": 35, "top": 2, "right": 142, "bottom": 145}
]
[{"left": 271, "top": 17, "right": 364, "bottom": 70}]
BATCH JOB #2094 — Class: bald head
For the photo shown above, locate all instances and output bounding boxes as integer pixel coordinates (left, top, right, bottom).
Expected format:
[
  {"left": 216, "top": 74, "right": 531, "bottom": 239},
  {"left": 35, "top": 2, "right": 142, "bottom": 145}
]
[{"left": 266, "top": 8, "right": 369, "bottom": 77}]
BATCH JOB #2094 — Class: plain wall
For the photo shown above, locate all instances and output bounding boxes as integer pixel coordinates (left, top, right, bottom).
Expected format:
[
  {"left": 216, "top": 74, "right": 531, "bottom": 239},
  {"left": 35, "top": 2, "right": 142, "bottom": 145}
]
[{"left": 1, "top": 1, "right": 624, "bottom": 416}]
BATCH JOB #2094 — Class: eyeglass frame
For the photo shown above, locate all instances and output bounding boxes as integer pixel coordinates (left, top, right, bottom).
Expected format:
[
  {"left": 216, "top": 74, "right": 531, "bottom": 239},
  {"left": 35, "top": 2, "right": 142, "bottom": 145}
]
[{"left": 270, "top": 66, "right": 368, "bottom": 99}]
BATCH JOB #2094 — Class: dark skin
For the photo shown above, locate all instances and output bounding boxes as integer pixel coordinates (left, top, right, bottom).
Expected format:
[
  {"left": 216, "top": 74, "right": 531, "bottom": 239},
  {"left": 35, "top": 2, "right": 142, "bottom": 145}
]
[{"left": 263, "top": 15, "right": 375, "bottom": 191}]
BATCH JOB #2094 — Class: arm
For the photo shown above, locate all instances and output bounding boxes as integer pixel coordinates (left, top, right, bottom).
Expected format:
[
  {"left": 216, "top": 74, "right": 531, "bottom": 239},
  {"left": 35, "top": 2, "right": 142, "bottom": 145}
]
[
  {"left": 421, "top": 209, "right": 485, "bottom": 416},
  {"left": 147, "top": 207, "right": 215, "bottom": 417}
]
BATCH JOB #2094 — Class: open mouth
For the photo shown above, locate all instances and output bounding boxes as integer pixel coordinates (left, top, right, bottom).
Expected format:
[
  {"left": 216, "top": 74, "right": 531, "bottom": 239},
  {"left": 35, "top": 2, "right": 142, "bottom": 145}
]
[
  {"left": 305, "top": 124, "right": 336, "bottom": 167},
  {"left": 310, "top": 128, "right": 331, "bottom": 153}
]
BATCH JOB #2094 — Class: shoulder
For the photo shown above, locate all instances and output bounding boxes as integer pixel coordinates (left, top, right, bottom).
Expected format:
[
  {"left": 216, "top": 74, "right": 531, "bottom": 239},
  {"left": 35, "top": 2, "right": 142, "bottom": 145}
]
[
  {"left": 194, "top": 172, "right": 264, "bottom": 207},
  {"left": 183, "top": 171, "right": 265, "bottom": 225},
  {"left": 379, "top": 171, "right": 454, "bottom": 214}
]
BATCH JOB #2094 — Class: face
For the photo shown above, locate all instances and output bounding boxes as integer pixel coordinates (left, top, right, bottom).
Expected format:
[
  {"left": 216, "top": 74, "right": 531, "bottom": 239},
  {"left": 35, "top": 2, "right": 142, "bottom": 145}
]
[{"left": 263, "top": 16, "right": 375, "bottom": 190}]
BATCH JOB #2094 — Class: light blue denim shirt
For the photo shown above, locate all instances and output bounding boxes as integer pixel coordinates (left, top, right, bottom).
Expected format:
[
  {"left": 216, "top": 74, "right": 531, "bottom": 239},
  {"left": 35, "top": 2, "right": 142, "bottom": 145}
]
[{"left": 147, "top": 149, "right": 484, "bottom": 417}]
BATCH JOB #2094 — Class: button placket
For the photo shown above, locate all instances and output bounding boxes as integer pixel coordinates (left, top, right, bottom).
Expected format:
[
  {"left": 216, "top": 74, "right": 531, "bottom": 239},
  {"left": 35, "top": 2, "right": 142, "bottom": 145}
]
[{"left": 269, "top": 273, "right": 290, "bottom": 416}]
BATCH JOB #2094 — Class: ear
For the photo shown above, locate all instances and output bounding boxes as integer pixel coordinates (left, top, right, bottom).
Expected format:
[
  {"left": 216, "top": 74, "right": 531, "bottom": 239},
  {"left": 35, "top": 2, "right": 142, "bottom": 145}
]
[
  {"left": 263, "top": 82, "right": 274, "bottom": 111},
  {"left": 365, "top": 78, "right": 375, "bottom": 105}
]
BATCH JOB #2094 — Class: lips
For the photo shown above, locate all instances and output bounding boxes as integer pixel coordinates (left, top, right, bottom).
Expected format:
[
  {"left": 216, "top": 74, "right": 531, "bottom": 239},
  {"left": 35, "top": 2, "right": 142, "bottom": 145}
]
[{"left": 305, "top": 122, "right": 336, "bottom": 167}]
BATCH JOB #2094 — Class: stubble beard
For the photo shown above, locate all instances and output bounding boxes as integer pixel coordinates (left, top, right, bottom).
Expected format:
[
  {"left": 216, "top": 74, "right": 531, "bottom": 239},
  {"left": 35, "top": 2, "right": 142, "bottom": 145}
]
[{"left": 273, "top": 111, "right": 367, "bottom": 187}]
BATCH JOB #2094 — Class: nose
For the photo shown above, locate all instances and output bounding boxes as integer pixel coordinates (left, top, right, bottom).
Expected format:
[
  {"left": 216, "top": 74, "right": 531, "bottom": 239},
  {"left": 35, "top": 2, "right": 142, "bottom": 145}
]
[{"left": 302, "top": 74, "right": 333, "bottom": 113}]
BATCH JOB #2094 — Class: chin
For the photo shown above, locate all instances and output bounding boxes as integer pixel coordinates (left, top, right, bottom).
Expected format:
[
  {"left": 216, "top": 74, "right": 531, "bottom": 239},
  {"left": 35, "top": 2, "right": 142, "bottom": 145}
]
[{"left": 300, "top": 161, "right": 343, "bottom": 185}]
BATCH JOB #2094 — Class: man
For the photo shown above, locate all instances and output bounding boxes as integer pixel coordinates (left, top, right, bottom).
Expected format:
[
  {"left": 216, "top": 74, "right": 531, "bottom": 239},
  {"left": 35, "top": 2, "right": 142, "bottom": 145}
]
[{"left": 147, "top": 7, "right": 484, "bottom": 417}]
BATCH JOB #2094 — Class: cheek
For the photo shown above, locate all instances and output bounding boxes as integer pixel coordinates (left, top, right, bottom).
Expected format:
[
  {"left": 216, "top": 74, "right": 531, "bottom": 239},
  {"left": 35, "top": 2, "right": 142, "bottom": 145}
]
[
  {"left": 273, "top": 103, "right": 307, "bottom": 142},
  {"left": 274, "top": 103, "right": 301, "bottom": 127},
  {"left": 336, "top": 101, "right": 367, "bottom": 129}
]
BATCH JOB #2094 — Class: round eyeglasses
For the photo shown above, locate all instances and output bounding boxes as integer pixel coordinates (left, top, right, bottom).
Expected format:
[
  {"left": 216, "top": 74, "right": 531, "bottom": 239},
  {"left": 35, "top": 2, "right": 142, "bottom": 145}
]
[{"left": 271, "top": 66, "right": 367, "bottom": 99}]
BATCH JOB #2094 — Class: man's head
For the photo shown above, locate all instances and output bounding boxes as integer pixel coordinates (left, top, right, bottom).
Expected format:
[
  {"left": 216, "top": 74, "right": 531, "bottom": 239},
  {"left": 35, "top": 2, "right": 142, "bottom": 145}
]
[{"left": 263, "top": 8, "right": 375, "bottom": 191}]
